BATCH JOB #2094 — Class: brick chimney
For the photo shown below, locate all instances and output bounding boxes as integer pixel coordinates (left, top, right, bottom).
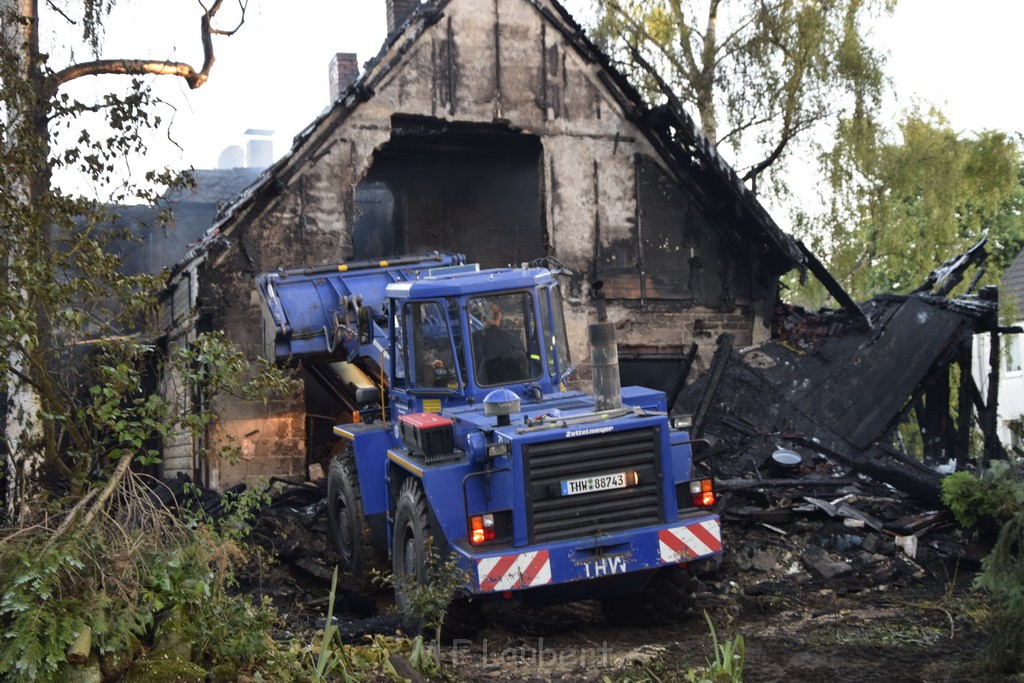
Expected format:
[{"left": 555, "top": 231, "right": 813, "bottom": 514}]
[
  {"left": 329, "top": 52, "right": 360, "bottom": 103},
  {"left": 386, "top": 0, "right": 419, "bottom": 34}
]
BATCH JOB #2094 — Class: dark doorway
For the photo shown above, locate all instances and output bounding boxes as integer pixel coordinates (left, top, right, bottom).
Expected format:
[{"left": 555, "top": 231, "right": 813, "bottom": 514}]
[{"left": 352, "top": 116, "right": 544, "bottom": 268}]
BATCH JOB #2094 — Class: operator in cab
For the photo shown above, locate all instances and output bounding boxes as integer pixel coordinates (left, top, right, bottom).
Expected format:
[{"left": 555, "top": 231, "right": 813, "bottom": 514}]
[{"left": 473, "top": 302, "right": 529, "bottom": 385}]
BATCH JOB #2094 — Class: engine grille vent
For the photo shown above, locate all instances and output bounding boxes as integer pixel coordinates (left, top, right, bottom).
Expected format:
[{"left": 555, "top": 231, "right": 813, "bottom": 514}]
[{"left": 523, "top": 427, "right": 662, "bottom": 543}]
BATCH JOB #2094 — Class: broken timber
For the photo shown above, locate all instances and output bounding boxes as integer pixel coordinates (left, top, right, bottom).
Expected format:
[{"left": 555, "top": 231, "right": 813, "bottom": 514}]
[{"left": 674, "top": 241, "right": 1005, "bottom": 506}]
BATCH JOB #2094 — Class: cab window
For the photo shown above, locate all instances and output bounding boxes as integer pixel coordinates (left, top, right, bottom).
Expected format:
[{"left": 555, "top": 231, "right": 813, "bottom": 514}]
[
  {"left": 404, "top": 301, "right": 460, "bottom": 390},
  {"left": 468, "top": 292, "right": 541, "bottom": 386}
]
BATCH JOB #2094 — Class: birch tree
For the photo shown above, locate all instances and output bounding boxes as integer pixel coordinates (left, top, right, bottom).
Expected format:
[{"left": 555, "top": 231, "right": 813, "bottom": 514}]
[
  {"left": 1, "top": 0, "right": 247, "bottom": 521},
  {"left": 590, "top": 0, "right": 893, "bottom": 196},
  {"left": 797, "top": 110, "right": 1022, "bottom": 303}
]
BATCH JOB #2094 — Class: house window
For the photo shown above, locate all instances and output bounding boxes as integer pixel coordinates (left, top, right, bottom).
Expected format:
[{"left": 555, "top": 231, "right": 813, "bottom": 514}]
[
  {"left": 1008, "top": 419, "right": 1024, "bottom": 452},
  {"left": 1005, "top": 333, "right": 1023, "bottom": 373}
]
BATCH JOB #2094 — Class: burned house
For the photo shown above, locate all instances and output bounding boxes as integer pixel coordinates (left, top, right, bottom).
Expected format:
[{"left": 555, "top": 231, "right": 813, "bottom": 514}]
[{"left": 159, "top": 0, "right": 808, "bottom": 488}]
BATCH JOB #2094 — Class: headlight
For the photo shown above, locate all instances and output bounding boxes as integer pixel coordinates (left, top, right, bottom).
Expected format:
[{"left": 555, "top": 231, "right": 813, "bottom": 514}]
[
  {"left": 671, "top": 415, "right": 693, "bottom": 430},
  {"left": 486, "top": 441, "right": 511, "bottom": 458}
]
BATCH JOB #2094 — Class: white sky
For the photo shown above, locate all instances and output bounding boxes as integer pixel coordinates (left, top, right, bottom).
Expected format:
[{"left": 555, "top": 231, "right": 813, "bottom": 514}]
[{"left": 52, "top": 0, "right": 1024, "bottom": 185}]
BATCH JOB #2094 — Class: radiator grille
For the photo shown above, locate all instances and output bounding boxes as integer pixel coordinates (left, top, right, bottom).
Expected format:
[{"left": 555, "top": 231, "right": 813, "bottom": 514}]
[{"left": 523, "top": 427, "right": 663, "bottom": 543}]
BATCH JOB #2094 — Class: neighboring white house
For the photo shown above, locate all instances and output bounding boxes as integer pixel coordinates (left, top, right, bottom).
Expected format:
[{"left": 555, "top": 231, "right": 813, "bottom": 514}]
[{"left": 975, "top": 247, "right": 1024, "bottom": 451}]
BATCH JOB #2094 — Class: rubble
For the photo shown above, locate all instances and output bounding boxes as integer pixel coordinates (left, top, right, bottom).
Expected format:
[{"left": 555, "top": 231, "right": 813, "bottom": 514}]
[
  {"left": 668, "top": 240, "right": 1008, "bottom": 604},
  {"left": 674, "top": 289, "right": 999, "bottom": 505}
]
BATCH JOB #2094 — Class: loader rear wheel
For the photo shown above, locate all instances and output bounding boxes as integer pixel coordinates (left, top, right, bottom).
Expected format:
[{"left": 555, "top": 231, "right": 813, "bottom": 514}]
[
  {"left": 392, "top": 477, "right": 431, "bottom": 611},
  {"left": 600, "top": 564, "right": 698, "bottom": 627},
  {"left": 327, "top": 448, "right": 380, "bottom": 587},
  {"left": 392, "top": 478, "right": 483, "bottom": 641}
]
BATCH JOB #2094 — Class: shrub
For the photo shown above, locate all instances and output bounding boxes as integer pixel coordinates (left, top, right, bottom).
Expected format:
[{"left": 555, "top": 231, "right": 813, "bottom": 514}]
[
  {"left": 0, "top": 464, "right": 288, "bottom": 681},
  {"left": 941, "top": 460, "right": 1024, "bottom": 673}
]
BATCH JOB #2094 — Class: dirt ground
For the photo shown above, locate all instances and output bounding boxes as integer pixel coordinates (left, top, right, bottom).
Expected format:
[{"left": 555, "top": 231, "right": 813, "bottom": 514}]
[
  {"left": 436, "top": 587, "right": 1002, "bottom": 683},
  {"left": 258, "top": 528, "right": 1012, "bottom": 682},
  {"left": 248, "top": 480, "right": 1016, "bottom": 682}
]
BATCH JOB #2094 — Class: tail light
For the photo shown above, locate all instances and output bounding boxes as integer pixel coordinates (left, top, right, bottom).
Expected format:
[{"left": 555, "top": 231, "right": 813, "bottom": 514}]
[
  {"left": 689, "top": 478, "right": 716, "bottom": 507},
  {"left": 469, "top": 514, "right": 496, "bottom": 545},
  {"left": 467, "top": 510, "right": 512, "bottom": 546}
]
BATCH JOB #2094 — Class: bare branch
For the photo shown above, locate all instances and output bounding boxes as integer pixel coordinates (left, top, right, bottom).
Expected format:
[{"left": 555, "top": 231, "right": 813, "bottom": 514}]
[
  {"left": 208, "top": 0, "right": 248, "bottom": 36},
  {"left": 44, "top": 0, "right": 75, "bottom": 25},
  {"left": 741, "top": 113, "right": 823, "bottom": 183},
  {"left": 718, "top": 113, "right": 776, "bottom": 146},
  {"left": 54, "top": 59, "right": 206, "bottom": 89},
  {"left": 51, "top": 0, "right": 246, "bottom": 90}
]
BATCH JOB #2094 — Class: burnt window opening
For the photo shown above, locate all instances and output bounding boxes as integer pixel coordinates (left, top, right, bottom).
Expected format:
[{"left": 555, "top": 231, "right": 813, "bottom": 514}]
[{"left": 352, "top": 116, "right": 544, "bottom": 269}]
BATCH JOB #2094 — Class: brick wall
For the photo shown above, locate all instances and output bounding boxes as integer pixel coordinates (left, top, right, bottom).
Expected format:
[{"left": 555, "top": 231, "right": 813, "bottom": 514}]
[
  {"left": 329, "top": 52, "right": 360, "bottom": 102},
  {"left": 386, "top": 0, "right": 419, "bottom": 33}
]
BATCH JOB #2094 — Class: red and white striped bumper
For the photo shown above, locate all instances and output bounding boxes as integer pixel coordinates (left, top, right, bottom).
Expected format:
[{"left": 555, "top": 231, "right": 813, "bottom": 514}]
[
  {"left": 658, "top": 519, "right": 722, "bottom": 564},
  {"left": 476, "top": 550, "right": 552, "bottom": 592}
]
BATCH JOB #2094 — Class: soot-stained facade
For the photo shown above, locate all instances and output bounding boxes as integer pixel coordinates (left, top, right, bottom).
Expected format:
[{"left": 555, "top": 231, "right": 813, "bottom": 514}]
[{"left": 161, "top": 0, "right": 805, "bottom": 488}]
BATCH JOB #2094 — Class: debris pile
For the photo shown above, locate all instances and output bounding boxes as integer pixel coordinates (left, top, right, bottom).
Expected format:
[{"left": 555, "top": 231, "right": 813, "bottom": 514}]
[
  {"left": 715, "top": 476, "right": 978, "bottom": 600},
  {"left": 676, "top": 290, "right": 999, "bottom": 506},
  {"left": 673, "top": 240, "right": 1006, "bottom": 597}
]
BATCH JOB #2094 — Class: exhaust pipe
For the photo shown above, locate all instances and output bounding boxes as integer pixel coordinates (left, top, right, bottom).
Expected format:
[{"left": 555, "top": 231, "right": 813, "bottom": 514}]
[{"left": 588, "top": 281, "right": 622, "bottom": 411}]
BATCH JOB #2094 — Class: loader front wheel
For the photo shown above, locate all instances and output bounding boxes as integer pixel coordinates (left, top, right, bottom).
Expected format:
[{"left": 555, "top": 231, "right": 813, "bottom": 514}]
[
  {"left": 327, "top": 448, "right": 379, "bottom": 586},
  {"left": 392, "top": 477, "right": 432, "bottom": 612},
  {"left": 391, "top": 478, "right": 483, "bottom": 640}
]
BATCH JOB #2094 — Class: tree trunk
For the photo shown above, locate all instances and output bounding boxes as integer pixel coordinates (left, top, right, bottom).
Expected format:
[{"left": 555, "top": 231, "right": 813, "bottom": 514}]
[{"left": 2, "top": 0, "right": 47, "bottom": 523}]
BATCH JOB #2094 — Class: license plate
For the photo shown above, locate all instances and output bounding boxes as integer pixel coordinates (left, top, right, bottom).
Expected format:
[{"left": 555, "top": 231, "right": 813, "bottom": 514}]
[{"left": 560, "top": 472, "right": 627, "bottom": 496}]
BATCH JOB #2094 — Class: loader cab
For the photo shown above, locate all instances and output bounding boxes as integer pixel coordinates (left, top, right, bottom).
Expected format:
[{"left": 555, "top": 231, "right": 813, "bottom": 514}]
[{"left": 386, "top": 266, "right": 572, "bottom": 409}]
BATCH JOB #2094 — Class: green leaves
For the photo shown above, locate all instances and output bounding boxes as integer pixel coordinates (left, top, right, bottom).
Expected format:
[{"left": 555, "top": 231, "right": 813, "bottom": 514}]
[
  {"left": 0, "top": 474, "right": 286, "bottom": 681},
  {"left": 942, "top": 463, "right": 1024, "bottom": 673},
  {"left": 592, "top": 0, "right": 892, "bottom": 188},
  {"left": 799, "top": 110, "right": 1022, "bottom": 304}
]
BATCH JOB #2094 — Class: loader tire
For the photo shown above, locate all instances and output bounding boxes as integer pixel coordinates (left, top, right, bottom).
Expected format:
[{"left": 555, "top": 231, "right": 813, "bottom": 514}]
[
  {"left": 600, "top": 564, "right": 698, "bottom": 627},
  {"left": 392, "top": 478, "right": 431, "bottom": 610},
  {"left": 392, "top": 478, "right": 483, "bottom": 641},
  {"left": 327, "top": 449, "right": 380, "bottom": 587}
]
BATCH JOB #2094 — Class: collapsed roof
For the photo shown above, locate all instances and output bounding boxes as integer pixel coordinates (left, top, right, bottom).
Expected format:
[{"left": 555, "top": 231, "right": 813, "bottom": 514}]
[{"left": 675, "top": 240, "right": 1004, "bottom": 506}]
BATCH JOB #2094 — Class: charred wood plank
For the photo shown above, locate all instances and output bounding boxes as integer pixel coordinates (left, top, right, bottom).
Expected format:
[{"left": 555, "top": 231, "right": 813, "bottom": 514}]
[
  {"left": 796, "top": 240, "right": 869, "bottom": 330},
  {"left": 884, "top": 510, "right": 952, "bottom": 536},
  {"left": 799, "top": 298, "right": 968, "bottom": 450},
  {"left": 692, "top": 333, "right": 733, "bottom": 438},
  {"left": 919, "top": 367, "right": 953, "bottom": 465},
  {"left": 717, "top": 477, "right": 859, "bottom": 491},
  {"left": 955, "top": 346, "right": 974, "bottom": 469},
  {"left": 913, "top": 237, "right": 988, "bottom": 297},
  {"left": 667, "top": 342, "right": 699, "bottom": 411},
  {"left": 982, "top": 286, "right": 1001, "bottom": 467},
  {"left": 791, "top": 435, "right": 942, "bottom": 507}
]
